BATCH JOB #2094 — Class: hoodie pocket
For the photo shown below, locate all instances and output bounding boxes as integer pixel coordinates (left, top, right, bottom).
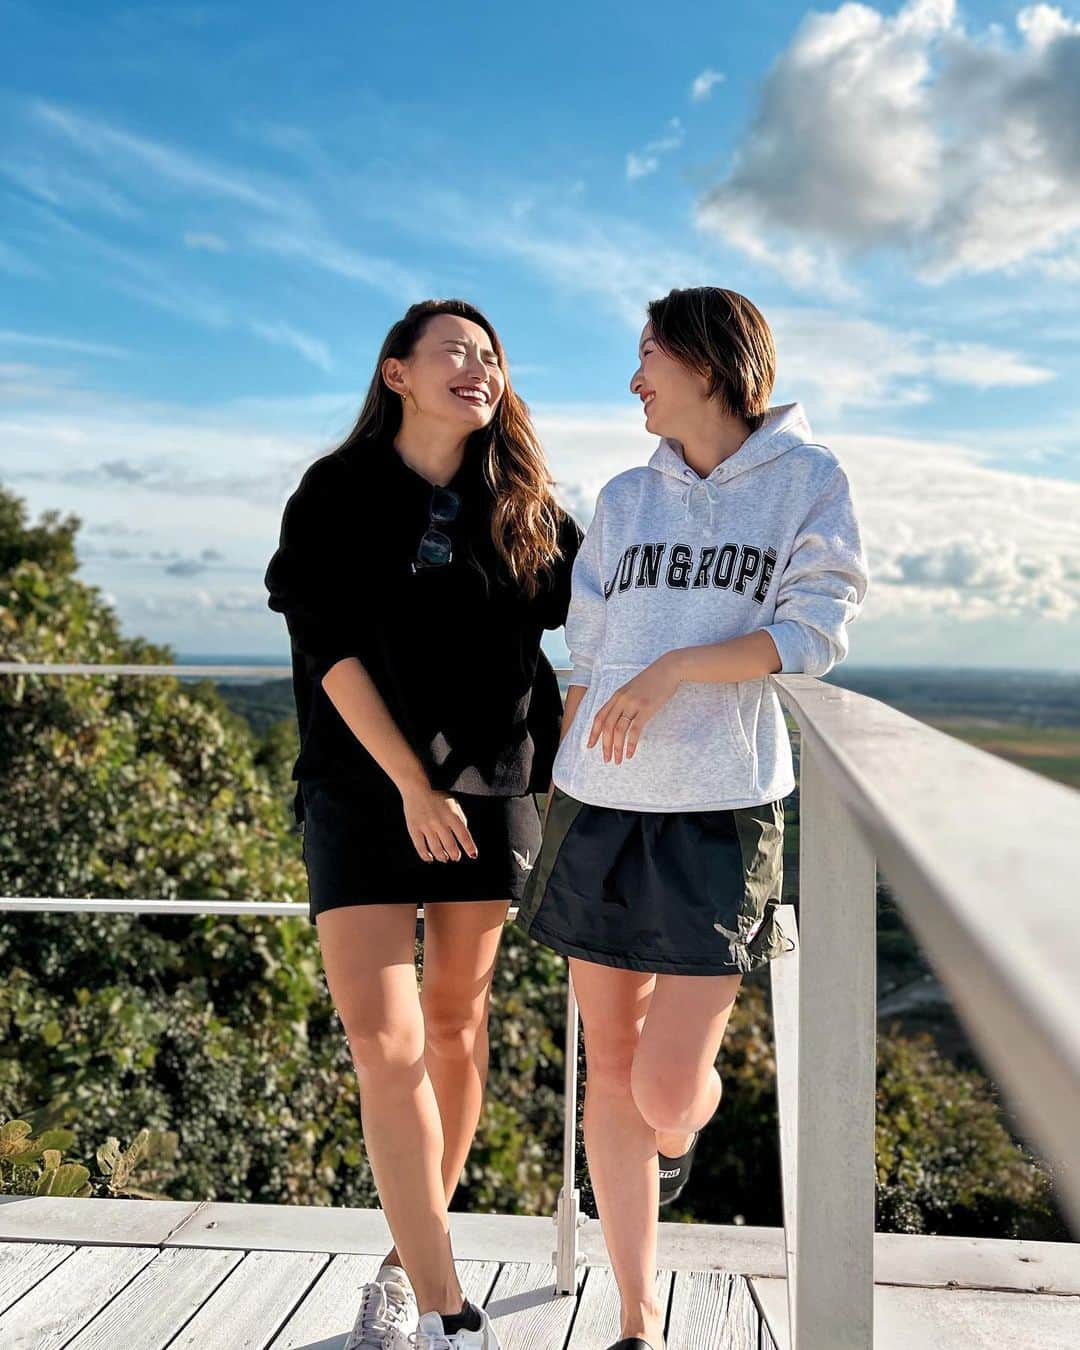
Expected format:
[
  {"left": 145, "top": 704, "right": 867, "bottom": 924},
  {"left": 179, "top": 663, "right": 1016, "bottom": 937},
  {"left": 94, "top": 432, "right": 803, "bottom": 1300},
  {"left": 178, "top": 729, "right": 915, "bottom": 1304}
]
[{"left": 572, "top": 662, "right": 755, "bottom": 807}]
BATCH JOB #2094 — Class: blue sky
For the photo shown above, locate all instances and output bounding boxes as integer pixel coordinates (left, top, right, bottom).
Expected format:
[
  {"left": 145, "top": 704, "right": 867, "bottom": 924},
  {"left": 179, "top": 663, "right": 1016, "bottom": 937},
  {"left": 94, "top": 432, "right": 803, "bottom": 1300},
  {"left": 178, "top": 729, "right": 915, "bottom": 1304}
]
[{"left": 3, "top": 0, "right": 1079, "bottom": 669}]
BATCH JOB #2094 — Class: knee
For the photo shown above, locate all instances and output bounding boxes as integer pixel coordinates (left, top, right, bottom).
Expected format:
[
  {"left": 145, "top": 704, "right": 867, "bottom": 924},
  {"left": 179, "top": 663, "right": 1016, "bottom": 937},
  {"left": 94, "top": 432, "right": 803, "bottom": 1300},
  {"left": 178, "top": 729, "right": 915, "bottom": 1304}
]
[
  {"left": 632, "top": 1061, "right": 717, "bottom": 1134},
  {"left": 422, "top": 999, "right": 487, "bottom": 1061},
  {"left": 339, "top": 1007, "right": 424, "bottom": 1076},
  {"left": 583, "top": 1032, "right": 640, "bottom": 1094}
]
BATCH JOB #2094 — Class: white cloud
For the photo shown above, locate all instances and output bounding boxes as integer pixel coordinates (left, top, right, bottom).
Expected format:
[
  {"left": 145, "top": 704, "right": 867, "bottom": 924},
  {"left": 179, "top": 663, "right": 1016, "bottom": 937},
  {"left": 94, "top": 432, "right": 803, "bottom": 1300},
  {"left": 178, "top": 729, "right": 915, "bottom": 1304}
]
[
  {"left": 248, "top": 320, "right": 333, "bottom": 373},
  {"left": 0, "top": 330, "right": 130, "bottom": 360},
  {"left": 5, "top": 386, "right": 1079, "bottom": 662},
  {"left": 696, "top": 0, "right": 1080, "bottom": 286},
  {"left": 626, "top": 119, "right": 685, "bottom": 181},
  {"left": 32, "top": 100, "right": 282, "bottom": 212},
  {"left": 691, "top": 68, "right": 725, "bottom": 102},
  {"left": 183, "top": 231, "right": 228, "bottom": 252},
  {"left": 769, "top": 308, "right": 1054, "bottom": 416}
]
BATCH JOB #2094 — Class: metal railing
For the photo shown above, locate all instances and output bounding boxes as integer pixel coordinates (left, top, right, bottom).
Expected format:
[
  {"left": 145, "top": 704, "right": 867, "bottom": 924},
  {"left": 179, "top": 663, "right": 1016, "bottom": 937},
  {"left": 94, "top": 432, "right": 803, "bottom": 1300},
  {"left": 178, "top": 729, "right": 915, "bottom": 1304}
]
[{"left": 3, "top": 661, "right": 1079, "bottom": 1350}]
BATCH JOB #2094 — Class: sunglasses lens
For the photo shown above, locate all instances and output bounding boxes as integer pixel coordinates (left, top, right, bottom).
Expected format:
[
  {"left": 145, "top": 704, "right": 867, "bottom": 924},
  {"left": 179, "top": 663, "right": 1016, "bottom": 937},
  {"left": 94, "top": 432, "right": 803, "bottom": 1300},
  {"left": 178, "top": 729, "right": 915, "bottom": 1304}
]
[
  {"left": 417, "top": 529, "right": 452, "bottom": 566},
  {"left": 430, "top": 488, "right": 460, "bottom": 523}
]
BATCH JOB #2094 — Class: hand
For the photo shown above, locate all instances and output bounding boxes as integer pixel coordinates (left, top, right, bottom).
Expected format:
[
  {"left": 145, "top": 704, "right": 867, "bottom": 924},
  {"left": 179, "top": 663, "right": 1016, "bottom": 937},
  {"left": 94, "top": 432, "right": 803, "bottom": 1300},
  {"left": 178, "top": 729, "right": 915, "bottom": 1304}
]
[
  {"left": 587, "top": 653, "right": 683, "bottom": 765},
  {"left": 400, "top": 783, "right": 478, "bottom": 863}
]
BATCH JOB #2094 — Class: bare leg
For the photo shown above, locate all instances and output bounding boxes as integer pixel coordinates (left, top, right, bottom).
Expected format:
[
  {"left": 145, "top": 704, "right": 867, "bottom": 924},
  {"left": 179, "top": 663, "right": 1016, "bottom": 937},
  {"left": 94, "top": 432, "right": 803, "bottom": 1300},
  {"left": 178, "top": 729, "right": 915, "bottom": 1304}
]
[
  {"left": 381, "top": 898, "right": 510, "bottom": 1274},
  {"left": 570, "top": 957, "right": 666, "bottom": 1349},
  {"left": 631, "top": 972, "right": 742, "bottom": 1149},
  {"left": 316, "top": 904, "right": 462, "bottom": 1318}
]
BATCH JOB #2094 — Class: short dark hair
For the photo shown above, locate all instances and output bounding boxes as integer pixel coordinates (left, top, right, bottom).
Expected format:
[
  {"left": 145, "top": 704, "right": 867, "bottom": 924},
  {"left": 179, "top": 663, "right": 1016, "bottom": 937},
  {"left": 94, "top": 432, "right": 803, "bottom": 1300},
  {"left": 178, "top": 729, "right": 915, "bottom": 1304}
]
[{"left": 647, "top": 287, "right": 776, "bottom": 431}]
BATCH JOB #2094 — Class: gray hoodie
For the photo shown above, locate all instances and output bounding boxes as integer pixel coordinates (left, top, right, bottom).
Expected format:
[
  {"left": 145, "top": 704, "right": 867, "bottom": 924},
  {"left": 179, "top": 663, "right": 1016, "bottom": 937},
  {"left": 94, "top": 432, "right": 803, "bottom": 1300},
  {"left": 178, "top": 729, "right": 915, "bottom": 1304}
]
[{"left": 550, "top": 402, "right": 869, "bottom": 811}]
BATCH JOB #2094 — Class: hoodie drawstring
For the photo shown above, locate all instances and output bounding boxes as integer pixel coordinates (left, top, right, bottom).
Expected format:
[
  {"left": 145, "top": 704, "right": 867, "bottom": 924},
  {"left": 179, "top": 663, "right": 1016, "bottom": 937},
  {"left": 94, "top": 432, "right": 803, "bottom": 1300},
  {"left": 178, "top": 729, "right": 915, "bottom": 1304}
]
[{"left": 683, "top": 477, "right": 724, "bottom": 530}]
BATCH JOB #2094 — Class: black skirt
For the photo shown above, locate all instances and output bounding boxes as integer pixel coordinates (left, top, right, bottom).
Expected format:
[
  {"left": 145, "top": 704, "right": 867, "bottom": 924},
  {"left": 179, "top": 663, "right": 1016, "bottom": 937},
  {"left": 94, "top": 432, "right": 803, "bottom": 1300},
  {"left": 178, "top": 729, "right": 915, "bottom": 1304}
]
[
  {"left": 299, "top": 778, "right": 543, "bottom": 922},
  {"left": 514, "top": 785, "right": 791, "bottom": 976}
]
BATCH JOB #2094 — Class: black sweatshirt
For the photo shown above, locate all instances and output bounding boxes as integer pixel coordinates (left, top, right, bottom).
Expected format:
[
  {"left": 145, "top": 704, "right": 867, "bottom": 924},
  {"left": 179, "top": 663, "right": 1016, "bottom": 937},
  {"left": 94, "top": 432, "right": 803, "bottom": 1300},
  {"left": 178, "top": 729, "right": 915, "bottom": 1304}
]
[{"left": 264, "top": 433, "right": 583, "bottom": 822}]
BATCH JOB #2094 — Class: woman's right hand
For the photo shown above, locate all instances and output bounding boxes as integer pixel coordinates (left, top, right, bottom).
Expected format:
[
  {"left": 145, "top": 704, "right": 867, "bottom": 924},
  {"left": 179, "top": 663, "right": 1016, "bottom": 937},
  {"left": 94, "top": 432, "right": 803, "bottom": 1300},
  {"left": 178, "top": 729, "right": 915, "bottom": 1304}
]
[{"left": 400, "top": 783, "right": 479, "bottom": 863}]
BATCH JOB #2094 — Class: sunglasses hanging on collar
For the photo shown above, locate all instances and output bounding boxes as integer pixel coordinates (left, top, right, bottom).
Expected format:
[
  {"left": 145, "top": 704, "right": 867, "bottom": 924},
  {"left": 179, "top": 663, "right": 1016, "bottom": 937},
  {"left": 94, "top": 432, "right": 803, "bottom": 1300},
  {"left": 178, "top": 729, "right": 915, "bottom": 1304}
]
[{"left": 409, "top": 486, "right": 461, "bottom": 573}]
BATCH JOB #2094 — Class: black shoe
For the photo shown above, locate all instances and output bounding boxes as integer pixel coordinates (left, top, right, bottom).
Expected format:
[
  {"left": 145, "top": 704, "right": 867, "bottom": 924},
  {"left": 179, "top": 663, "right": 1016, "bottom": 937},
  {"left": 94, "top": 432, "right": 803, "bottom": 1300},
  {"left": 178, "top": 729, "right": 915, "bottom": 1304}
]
[
  {"left": 658, "top": 1129, "right": 700, "bottom": 1207},
  {"left": 606, "top": 1341, "right": 655, "bottom": 1350}
]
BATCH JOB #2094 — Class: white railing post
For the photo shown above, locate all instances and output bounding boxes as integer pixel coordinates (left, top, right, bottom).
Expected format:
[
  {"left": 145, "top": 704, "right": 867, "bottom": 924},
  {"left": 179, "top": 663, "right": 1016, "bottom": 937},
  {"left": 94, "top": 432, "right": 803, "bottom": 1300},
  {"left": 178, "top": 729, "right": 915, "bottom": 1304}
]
[
  {"left": 769, "top": 904, "right": 801, "bottom": 1338},
  {"left": 793, "top": 739, "right": 878, "bottom": 1349},
  {"left": 553, "top": 971, "right": 583, "bottom": 1294}
]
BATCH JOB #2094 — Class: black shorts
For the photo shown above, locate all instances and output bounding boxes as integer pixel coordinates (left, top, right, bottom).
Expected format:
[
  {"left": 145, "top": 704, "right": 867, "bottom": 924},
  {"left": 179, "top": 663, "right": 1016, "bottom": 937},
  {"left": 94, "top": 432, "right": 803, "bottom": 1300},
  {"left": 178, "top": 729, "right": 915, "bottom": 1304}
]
[
  {"left": 514, "top": 784, "right": 791, "bottom": 976},
  {"left": 299, "top": 778, "right": 543, "bottom": 922}
]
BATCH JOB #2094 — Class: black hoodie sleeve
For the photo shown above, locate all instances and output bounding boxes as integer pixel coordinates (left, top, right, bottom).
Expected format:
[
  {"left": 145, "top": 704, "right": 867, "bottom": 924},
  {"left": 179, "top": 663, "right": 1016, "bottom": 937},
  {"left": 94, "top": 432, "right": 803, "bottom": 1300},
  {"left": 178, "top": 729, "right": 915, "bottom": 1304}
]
[
  {"left": 535, "top": 508, "right": 585, "bottom": 631},
  {"left": 264, "top": 456, "right": 362, "bottom": 683}
]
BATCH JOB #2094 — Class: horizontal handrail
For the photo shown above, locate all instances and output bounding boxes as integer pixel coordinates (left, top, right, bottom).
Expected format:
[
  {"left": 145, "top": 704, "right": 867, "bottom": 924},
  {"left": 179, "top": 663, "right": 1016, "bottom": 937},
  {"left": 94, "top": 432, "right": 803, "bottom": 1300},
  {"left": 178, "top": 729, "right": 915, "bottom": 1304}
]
[
  {"left": 0, "top": 898, "right": 518, "bottom": 919},
  {"left": 0, "top": 661, "right": 571, "bottom": 678},
  {"left": 773, "top": 674, "right": 1080, "bottom": 1236}
]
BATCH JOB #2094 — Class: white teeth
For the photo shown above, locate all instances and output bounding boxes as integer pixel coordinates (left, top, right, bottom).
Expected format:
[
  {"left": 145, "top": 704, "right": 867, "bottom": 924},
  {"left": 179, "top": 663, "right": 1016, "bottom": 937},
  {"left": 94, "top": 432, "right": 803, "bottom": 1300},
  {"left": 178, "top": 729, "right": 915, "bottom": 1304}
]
[{"left": 452, "top": 387, "right": 487, "bottom": 403}]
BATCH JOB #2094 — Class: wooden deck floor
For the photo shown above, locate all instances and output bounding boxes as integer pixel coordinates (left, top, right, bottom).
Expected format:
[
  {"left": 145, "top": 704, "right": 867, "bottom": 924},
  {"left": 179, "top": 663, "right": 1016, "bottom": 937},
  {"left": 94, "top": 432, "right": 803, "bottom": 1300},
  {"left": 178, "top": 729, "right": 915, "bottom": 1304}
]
[
  {"left": 2, "top": 1198, "right": 1078, "bottom": 1349},
  {"left": 0, "top": 1241, "right": 771, "bottom": 1349}
]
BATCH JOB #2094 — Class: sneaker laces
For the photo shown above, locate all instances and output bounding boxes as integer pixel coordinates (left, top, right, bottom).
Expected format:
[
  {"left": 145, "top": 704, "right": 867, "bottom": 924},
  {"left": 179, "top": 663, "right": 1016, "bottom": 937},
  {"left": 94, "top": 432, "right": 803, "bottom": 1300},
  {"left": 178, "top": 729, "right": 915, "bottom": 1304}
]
[
  {"left": 408, "top": 1325, "right": 452, "bottom": 1350},
  {"left": 345, "top": 1284, "right": 398, "bottom": 1348},
  {"left": 381, "top": 1274, "right": 415, "bottom": 1326}
]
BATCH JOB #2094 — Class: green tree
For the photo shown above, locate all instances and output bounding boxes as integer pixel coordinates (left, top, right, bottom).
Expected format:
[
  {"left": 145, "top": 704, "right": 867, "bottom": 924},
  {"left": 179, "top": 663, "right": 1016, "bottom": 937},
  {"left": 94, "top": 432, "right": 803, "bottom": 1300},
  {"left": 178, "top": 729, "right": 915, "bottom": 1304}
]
[{"left": 0, "top": 484, "right": 566, "bottom": 1212}]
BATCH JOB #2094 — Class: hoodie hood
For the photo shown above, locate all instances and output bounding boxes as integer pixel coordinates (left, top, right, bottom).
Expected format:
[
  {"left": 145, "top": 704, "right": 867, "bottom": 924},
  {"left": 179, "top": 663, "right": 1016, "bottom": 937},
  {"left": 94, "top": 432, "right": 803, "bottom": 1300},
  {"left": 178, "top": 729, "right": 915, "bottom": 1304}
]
[{"left": 648, "top": 402, "right": 814, "bottom": 530}]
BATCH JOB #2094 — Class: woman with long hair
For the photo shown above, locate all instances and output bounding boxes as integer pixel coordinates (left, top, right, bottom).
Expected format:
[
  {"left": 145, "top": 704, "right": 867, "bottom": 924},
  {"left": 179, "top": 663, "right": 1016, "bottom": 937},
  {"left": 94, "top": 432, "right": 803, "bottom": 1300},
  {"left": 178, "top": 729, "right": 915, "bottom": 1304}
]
[
  {"left": 516, "top": 287, "right": 869, "bottom": 1350},
  {"left": 265, "top": 299, "right": 581, "bottom": 1350}
]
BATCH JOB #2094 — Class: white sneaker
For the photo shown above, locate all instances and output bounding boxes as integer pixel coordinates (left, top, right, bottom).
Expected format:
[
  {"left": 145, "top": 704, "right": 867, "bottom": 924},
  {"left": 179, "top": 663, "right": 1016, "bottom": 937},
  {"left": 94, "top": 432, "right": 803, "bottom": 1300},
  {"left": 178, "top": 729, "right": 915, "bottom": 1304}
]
[
  {"left": 344, "top": 1273, "right": 416, "bottom": 1349},
  {"left": 376, "top": 1264, "right": 419, "bottom": 1342},
  {"left": 409, "top": 1304, "right": 502, "bottom": 1349}
]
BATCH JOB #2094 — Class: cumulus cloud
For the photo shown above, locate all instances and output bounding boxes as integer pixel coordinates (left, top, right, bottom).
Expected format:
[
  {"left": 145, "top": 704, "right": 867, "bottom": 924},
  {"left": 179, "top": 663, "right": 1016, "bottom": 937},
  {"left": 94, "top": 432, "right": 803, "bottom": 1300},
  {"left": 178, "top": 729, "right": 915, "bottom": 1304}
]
[{"left": 696, "top": 0, "right": 1080, "bottom": 285}]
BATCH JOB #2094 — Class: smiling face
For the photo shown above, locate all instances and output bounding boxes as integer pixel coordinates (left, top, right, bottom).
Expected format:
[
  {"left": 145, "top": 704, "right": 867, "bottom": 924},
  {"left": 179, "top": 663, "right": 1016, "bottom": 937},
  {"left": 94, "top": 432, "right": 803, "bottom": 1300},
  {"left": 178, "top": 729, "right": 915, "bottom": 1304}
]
[
  {"left": 629, "top": 321, "right": 710, "bottom": 437},
  {"left": 383, "top": 313, "right": 505, "bottom": 428}
]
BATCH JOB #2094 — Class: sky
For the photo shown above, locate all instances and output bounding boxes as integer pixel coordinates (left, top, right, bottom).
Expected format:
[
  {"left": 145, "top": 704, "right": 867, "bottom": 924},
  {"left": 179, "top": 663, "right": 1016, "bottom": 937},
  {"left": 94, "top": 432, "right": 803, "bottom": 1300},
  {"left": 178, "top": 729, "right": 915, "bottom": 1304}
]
[{"left": 3, "top": 0, "right": 1079, "bottom": 671}]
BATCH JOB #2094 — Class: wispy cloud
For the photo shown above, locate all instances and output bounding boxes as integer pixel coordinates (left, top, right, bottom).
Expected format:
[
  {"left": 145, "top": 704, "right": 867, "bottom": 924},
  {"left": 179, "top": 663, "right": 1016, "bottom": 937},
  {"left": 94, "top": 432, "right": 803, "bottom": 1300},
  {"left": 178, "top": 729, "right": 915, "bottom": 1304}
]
[
  {"left": 0, "top": 330, "right": 130, "bottom": 359},
  {"left": 31, "top": 100, "right": 283, "bottom": 213},
  {"left": 626, "top": 118, "right": 685, "bottom": 181},
  {"left": 248, "top": 320, "right": 332, "bottom": 372},
  {"left": 183, "top": 230, "right": 229, "bottom": 253},
  {"left": 690, "top": 68, "right": 725, "bottom": 102},
  {"left": 247, "top": 224, "right": 424, "bottom": 300}
]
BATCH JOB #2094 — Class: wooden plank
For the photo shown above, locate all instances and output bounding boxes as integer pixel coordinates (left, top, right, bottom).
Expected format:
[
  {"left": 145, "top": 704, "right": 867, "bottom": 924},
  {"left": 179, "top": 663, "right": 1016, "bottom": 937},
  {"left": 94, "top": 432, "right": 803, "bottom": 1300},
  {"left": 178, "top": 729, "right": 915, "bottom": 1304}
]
[
  {"left": 751, "top": 1277, "right": 1080, "bottom": 1350},
  {"left": 166, "top": 1250, "right": 328, "bottom": 1349},
  {"left": 165, "top": 1201, "right": 557, "bottom": 1263},
  {"left": 666, "top": 1270, "right": 760, "bottom": 1350},
  {"left": 483, "top": 1261, "right": 580, "bottom": 1350},
  {"left": 268, "top": 1253, "right": 383, "bottom": 1349},
  {"left": 456, "top": 1258, "right": 502, "bottom": 1309},
  {"left": 0, "top": 1197, "right": 202, "bottom": 1246},
  {"left": 0, "top": 1243, "right": 156, "bottom": 1350},
  {"left": 582, "top": 1220, "right": 787, "bottom": 1278},
  {"left": 267, "top": 1254, "right": 499, "bottom": 1349},
  {"left": 65, "top": 1247, "right": 242, "bottom": 1349},
  {"left": 565, "top": 1265, "right": 672, "bottom": 1348},
  {"left": 0, "top": 1242, "right": 75, "bottom": 1318}
]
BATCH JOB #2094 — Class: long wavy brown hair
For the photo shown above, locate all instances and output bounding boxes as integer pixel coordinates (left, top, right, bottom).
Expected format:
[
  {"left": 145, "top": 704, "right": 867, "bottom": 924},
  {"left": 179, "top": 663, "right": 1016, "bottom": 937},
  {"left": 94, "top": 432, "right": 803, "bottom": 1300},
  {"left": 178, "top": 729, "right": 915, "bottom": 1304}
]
[{"left": 337, "top": 299, "right": 565, "bottom": 600}]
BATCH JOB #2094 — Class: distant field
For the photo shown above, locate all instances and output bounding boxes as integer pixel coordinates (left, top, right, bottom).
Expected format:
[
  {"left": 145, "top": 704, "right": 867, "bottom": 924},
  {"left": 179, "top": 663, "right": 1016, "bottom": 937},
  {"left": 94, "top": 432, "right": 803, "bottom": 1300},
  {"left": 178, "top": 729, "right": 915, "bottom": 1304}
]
[{"left": 918, "top": 718, "right": 1080, "bottom": 790}]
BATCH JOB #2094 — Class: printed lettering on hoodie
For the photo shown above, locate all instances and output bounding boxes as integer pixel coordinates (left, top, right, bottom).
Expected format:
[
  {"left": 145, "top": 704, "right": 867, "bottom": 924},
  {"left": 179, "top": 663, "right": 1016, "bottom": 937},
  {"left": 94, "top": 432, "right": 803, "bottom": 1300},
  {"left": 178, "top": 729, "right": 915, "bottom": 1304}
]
[{"left": 603, "top": 541, "right": 778, "bottom": 605}]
